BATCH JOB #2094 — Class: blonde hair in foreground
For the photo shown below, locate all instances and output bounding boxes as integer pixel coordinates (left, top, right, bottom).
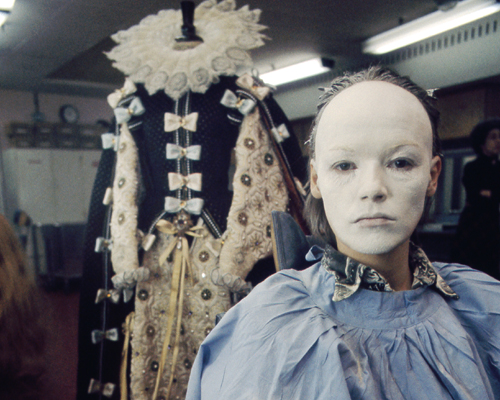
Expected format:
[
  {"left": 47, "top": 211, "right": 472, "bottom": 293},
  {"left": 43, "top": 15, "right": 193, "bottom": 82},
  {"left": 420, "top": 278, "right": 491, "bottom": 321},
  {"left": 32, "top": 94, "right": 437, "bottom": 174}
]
[{"left": 0, "top": 214, "right": 47, "bottom": 399}]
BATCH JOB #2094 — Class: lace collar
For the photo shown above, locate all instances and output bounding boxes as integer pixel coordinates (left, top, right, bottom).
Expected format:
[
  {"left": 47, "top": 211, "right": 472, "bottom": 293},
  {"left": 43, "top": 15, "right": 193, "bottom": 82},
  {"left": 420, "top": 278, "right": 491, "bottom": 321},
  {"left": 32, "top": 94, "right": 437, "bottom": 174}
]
[
  {"left": 106, "top": 0, "right": 267, "bottom": 100},
  {"left": 317, "top": 243, "right": 459, "bottom": 302}
]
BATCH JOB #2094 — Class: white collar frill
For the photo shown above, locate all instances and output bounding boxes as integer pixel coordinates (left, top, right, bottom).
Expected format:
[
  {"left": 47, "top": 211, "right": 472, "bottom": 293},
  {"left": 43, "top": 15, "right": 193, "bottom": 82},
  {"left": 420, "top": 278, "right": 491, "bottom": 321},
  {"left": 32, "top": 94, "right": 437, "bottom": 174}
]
[{"left": 106, "top": 0, "right": 268, "bottom": 100}]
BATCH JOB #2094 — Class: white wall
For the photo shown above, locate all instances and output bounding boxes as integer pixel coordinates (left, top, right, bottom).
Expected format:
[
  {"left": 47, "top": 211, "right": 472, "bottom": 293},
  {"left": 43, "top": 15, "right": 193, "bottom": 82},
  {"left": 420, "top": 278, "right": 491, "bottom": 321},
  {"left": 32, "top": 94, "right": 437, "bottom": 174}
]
[{"left": 0, "top": 89, "right": 112, "bottom": 219}]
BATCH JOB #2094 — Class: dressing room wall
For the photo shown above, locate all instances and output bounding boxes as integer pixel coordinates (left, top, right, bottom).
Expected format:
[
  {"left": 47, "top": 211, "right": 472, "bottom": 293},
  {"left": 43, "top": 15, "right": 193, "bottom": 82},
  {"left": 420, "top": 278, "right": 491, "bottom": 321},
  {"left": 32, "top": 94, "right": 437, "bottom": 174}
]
[{"left": 0, "top": 89, "right": 112, "bottom": 149}]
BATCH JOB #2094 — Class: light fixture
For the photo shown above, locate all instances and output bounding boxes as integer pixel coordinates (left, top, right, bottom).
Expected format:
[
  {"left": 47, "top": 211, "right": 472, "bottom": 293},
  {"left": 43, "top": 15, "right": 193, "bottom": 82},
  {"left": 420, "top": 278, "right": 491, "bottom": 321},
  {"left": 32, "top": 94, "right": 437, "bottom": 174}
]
[
  {"left": 0, "top": 0, "right": 15, "bottom": 27},
  {"left": 0, "top": 12, "right": 8, "bottom": 26},
  {"left": 363, "top": 0, "right": 500, "bottom": 55},
  {"left": 0, "top": 0, "right": 15, "bottom": 9},
  {"left": 260, "top": 58, "right": 334, "bottom": 86}
]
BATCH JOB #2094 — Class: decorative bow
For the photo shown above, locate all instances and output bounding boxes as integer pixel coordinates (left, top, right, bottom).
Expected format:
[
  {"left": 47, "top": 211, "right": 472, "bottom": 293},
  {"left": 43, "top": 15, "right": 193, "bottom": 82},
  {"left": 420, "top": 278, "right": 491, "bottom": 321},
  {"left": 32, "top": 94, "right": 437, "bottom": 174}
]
[
  {"left": 114, "top": 97, "right": 145, "bottom": 124},
  {"left": 271, "top": 123, "right": 291, "bottom": 143},
  {"left": 107, "top": 79, "right": 137, "bottom": 109},
  {"left": 88, "top": 379, "right": 115, "bottom": 398},
  {"left": 111, "top": 267, "right": 150, "bottom": 303},
  {"left": 95, "top": 288, "right": 121, "bottom": 304},
  {"left": 156, "top": 219, "right": 204, "bottom": 269},
  {"left": 236, "top": 73, "right": 271, "bottom": 101},
  {"left": 142, "top": 233, "right": 156, "bottom": 252},
  {"left": 166, "top": 143, "right": 201, "bottom": 160},
  {"left": 426, "top": 88, "right": 439, "bottom": 99},
  {"left": 101, "top": 133, "right": 119, "bottom": 151},
  {"left": 168, "top": 173, "right": 202, "bottom": 191},
  {"left": 91, "top": 328, "right": 119, "bottom": 344},
  {"left": 152, "top": 219, "right": 204, "bottom": 400},
  {"left": 164, "top": 197, "right": 204, "bottom": 215},
  {"left": 220, "top": 90, "right": 256, "bottom": 115},
  {"left": 94, "top": 237, "right": 113, "bottom": 253},
  {"left": 102, "top": 187, "right": 113, "bottom": 206},
  {"left": 164, "top": 112, "right": 199, "bottom": 132}
]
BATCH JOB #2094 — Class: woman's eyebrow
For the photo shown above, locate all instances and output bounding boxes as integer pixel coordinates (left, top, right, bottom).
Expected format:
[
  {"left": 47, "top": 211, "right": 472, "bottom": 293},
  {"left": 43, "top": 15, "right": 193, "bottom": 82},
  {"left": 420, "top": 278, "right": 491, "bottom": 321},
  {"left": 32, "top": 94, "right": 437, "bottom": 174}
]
[
  {"left": 385, "top": 144, "right": 420, "bottom": 154},
  {"left": 325, "top": 146, "right": 356, "bottom": 153}
]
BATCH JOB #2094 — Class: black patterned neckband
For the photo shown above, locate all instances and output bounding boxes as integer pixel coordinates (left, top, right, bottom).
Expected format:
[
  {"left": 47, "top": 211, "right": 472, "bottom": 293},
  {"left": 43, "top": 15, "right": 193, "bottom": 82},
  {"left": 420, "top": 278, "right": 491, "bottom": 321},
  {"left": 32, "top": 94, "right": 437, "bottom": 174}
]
[{"left": 320, "top": 243, "right": 459, "bottom": 302}]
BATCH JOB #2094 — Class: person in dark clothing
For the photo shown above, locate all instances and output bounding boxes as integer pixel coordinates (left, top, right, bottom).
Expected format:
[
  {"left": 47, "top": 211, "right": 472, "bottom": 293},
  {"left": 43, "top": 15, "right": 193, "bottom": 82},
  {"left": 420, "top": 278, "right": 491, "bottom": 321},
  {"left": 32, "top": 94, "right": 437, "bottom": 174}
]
[{"left": 452, "top": 118, "right": 500, "bottom": 279}]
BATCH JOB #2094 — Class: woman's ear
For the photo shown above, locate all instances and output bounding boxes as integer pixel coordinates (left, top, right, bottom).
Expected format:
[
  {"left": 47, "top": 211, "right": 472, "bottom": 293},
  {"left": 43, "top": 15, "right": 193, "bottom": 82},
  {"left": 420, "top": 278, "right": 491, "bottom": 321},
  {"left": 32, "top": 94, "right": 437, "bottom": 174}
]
[
  {"left": 426, "top": 156, "right": 442, "bottom": 197},
  {"left": 310, "top": 160, "right": 322, "bottom": 199}
]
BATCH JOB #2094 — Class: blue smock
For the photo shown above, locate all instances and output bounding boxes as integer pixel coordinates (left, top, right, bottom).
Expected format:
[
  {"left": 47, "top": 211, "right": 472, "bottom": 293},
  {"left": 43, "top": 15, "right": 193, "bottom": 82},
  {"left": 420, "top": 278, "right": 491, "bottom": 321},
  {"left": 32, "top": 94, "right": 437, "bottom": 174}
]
[{"left": 186, "top": 261, "right": 500, "bottom": 399}]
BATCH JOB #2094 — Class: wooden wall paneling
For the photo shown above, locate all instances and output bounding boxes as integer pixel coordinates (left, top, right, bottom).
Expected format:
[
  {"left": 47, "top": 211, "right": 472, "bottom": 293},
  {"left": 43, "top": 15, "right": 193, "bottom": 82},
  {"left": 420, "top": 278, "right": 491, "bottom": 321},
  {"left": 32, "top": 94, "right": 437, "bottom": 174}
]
[
  {"left": 484, "top": 84, "right": 500, "bottom": 118},
  {"left": 436, "top": 87, "right": 485, "bottom": 140}
]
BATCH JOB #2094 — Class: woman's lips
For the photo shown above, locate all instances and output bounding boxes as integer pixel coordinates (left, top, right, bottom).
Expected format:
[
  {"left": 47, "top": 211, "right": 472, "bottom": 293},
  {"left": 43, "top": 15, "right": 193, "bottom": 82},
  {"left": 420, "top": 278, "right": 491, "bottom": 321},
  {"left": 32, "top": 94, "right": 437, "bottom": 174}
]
[{"left": 355, "top": 215, "right": 395, "bottom": 227}]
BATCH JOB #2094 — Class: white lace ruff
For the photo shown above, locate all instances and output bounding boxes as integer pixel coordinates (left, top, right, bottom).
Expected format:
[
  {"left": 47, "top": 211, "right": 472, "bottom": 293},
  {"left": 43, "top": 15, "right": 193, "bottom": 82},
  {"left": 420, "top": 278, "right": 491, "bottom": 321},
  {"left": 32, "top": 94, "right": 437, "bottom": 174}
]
[{"left": 106, "top": 0, "right": 267, "bottom": 100}]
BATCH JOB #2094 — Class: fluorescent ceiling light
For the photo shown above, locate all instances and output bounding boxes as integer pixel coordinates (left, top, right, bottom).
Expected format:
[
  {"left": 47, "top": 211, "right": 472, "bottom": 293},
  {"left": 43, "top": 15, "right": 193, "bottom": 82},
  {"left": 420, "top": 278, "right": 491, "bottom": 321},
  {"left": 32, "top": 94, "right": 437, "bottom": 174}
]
[
  {"left": 260, "top": 58, "right": 331, "bottom": 86},
  {"left": 363, "top": 0, "right": 500, "bottom": 54},
  {"left": 0, "top": 0, "right": 14, "bottom": 27},
  {"left": 0, "top": 11, "right": 8, "bottom": 26},
  {"left": 0, "top": 0, "right": 15, "bottom": 11}
]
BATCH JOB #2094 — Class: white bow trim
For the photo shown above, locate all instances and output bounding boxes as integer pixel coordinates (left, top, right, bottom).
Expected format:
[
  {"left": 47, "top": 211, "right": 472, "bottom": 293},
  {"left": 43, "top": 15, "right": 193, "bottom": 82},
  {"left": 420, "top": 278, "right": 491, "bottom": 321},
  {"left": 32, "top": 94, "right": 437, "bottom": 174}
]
[
  {"left": 220, "top": 90, "right": 256, "bottom": 115},
  {"left": 164, "top": 197, "right": 204, "bottom": 215},
  {"left": 271, "top": 123, "right": 290, "bottom": 143},
  {"left": 168, "top": 173, "right": 202, "bottom": 191},
  {"left": 114, "top": 97, "right": 145, "bottom": 124},
  {"left": 91, "top": 328, "right": 120, "bottom": 344},
  {"left": 95, "top": 237, "right": 113, "bottom": 252},
  {"left": 107, "top": 79, "right": 137, "bottom": 109},
  {"left": 166, "top": 143, "right": 201, "bottom": 160},
  {"left": 236, "top": 73, "right": 271, "bottom": 101},
  {"left": 95, "top": 288, "right": 120, "bottom": 304},
  {"left": 88, "top": 379, "right": 115, "bottom": 397},
  {"left": 101, "top": 133, "right": 120, "bottom": 151},
  {"left": 102, "top": 187, "right": 113, "bottom": 206},
  {"left": 164, "top": 112, "right": 199, "bottom": 132}
]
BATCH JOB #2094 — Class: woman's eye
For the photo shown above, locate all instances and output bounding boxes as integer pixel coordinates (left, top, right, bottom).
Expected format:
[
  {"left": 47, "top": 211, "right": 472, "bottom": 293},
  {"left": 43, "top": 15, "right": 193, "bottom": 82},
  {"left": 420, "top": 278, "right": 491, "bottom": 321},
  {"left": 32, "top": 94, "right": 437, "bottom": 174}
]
[
  {"left": 391, "top": 159, "right": 413, "bottom": 169},
  {"left": 334, "top": 162, "right": 354, "bottom": 171}
]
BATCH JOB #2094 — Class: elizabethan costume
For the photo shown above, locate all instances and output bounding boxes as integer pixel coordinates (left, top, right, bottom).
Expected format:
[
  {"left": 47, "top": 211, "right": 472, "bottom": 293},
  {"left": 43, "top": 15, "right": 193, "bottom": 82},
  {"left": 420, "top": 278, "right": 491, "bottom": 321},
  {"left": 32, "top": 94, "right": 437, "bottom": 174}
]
[{"left": 77, "top": 2, "right": 306, "bottom": 399}]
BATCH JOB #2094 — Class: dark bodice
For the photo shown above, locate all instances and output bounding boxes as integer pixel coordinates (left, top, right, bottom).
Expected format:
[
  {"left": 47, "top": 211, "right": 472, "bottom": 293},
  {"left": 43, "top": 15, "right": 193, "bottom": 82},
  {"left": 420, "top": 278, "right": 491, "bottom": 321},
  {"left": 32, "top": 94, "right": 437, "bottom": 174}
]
[
  {"left": 133, "top": 78, "right": 240, "bottom": 232},
  {"left": 131, "top": 76, "right": 306, "bottom": 232}
]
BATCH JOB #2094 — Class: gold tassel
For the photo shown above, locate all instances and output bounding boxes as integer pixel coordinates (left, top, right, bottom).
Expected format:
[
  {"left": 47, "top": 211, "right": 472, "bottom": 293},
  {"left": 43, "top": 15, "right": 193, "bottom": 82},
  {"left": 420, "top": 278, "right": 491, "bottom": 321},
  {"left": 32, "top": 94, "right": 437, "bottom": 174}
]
[
  {"left": 120, "top": 312, "right": 134, "bottom": 400},
  {"left": 152, "top": 220, "right": 203, "bottom": 400}
]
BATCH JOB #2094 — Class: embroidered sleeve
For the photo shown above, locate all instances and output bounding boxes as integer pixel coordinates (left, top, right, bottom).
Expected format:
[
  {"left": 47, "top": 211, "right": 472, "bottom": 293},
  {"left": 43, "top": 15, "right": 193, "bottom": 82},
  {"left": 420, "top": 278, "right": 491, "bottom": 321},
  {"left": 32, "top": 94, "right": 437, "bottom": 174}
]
[{"left": 218, "top": 107, "right": 289, "bottom": 281}]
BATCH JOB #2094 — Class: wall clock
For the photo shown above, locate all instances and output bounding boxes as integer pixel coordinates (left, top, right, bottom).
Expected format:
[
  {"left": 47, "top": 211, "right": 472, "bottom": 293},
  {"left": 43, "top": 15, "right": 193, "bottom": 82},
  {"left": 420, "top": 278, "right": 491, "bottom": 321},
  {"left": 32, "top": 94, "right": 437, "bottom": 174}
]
[{"left": 59, "top": 104, "right": 80, "bottom": 124}]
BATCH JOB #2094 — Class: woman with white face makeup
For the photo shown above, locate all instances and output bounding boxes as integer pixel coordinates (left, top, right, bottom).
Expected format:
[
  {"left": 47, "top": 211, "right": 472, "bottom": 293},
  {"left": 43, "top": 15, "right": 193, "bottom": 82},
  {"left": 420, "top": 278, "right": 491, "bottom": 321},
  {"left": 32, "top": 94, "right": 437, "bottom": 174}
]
[{"left": 186, "top": 67, "right": 500, "bottom": 400}]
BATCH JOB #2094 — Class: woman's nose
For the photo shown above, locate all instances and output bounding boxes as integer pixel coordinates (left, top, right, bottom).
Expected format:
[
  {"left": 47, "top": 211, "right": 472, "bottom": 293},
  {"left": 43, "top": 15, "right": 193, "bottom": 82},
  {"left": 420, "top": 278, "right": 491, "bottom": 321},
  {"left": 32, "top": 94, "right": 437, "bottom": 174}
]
[{"left": 359, "top": 166, "right": 388, "bottom": 202}]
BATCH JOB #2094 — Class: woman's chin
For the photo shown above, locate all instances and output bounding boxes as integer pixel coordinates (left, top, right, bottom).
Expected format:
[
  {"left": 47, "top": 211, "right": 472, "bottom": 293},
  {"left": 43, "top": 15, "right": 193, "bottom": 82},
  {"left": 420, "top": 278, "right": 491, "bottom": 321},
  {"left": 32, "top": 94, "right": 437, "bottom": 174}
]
[{"left": 339, "top": 235, "right": 410, "bottom": 257}]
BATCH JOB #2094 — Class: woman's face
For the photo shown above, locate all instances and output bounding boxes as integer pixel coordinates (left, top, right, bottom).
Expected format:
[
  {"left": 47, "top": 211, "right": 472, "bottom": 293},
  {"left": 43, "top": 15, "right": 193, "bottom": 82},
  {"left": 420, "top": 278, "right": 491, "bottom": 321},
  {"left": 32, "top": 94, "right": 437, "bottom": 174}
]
[
  {"left": 310, "top": 81, "right": 441, "bottom": 256},
  {"left": 481, "top": 128, "right": 500, "bottom": 157}
]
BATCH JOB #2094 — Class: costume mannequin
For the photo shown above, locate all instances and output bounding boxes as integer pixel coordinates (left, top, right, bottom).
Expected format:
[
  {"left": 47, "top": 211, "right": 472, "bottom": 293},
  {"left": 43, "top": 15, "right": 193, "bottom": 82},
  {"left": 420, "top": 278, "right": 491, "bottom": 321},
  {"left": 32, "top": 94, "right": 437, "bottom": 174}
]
[
  {"left": 76, "top": 1, "right": 306, "bottom": 399},
  {"left": 186, "top": 67, "right": 500, "bottom": 400}
]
